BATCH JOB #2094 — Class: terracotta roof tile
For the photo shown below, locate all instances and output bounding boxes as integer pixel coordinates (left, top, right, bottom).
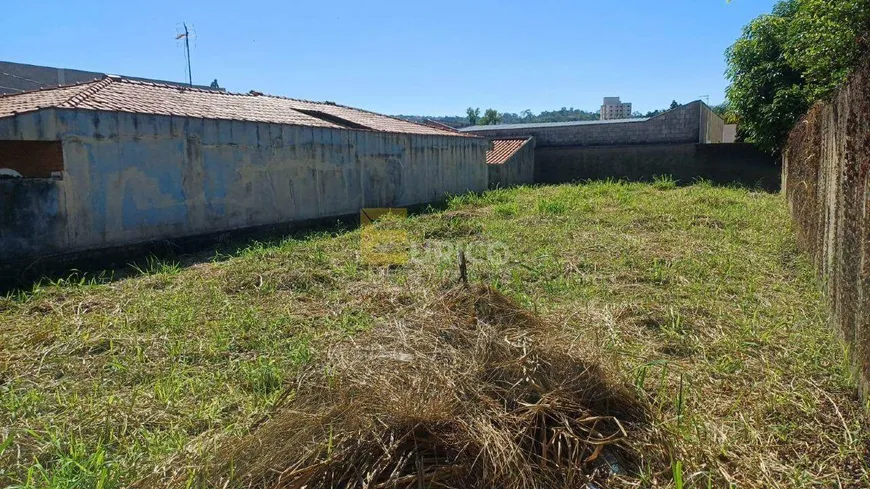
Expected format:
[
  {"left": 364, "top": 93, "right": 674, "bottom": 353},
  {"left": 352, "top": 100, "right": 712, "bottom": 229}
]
[
  {"left": 0, "top": 80, "right": 104, "bottom": 119},
  {"left": 0, "top": 77, "right": 472, "bottom": 137},
  {"left": 487, "top": 138, "right": 532, "bottom": 165}
]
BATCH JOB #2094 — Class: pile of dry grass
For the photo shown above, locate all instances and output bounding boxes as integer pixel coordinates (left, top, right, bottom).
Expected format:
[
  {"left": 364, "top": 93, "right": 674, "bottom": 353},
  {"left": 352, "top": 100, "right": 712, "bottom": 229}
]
[{"left": 168, "top": 286, "right": 668, "bottom": 488}]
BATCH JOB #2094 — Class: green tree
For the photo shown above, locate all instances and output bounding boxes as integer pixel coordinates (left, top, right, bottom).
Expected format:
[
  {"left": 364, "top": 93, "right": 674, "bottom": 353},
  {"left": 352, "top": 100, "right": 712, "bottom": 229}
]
[
  {"left": 479, "top": 108, "right": 502, "bottom": 125},
  {"left": 784, "top": 0, "right": 868, "bottom": 98},
  {"left": 466, "top": 107, "right": 480, "bottom": 125},
  {"left": 669, "top": 100, "right": 680, "bottom": 110},
  {"left": 711, "top": 102, "right": 739, "bottom": 124},
  {"left": 725, "top": 0, "right": 869, "bottom": 153}
]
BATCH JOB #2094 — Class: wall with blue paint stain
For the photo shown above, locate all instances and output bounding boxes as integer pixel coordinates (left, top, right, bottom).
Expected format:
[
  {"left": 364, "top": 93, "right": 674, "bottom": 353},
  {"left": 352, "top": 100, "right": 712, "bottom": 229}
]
[{"left": 0, "top": 109, "right": 488, "bottom": 262}]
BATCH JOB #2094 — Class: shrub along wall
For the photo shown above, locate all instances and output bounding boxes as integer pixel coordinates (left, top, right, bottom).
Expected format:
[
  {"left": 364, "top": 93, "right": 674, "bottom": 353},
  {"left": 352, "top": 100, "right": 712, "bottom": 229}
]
[{"left": 783, "top": 59, "right": 870, "bottom": 398}]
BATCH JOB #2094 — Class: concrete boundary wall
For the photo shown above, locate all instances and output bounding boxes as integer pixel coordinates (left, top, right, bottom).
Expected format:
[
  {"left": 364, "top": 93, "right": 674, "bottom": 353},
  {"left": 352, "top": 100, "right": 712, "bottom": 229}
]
[
  {"left": 536, "top": 143, "right": 779, "bottom": 190},
  {"left": 0, "top": 109, "right": 488, "bottom": 264},
  {"left": 464, "top": 102, "right": 723, "bottom": 147},
  {"left": 783, "top": 59, "right": 870, "bottom": 397}
]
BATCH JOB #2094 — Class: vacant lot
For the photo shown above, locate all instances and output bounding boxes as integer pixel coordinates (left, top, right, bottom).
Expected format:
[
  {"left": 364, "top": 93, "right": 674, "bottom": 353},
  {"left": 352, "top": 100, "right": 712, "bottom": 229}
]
[{"left": 1, "top": 180, "right": 867, "bottom": 488}]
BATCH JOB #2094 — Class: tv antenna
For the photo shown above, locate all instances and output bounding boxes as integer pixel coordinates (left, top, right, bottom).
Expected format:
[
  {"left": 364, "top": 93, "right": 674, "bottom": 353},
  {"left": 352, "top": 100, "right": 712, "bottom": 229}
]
[
  {"left": 699, "top": 94, "right": 710, "bottom": 105},
  {"left": 175, "top": 22, "right": 196, "bottom": 87}
]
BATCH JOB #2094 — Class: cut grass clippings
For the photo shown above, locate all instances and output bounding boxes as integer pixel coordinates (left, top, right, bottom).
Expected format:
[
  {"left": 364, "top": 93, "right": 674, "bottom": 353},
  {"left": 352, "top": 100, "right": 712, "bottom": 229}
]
[
  {"left": 0, "top": 180, "right": 867, "bottom": 488},
  {"left": 146, "top": 285, "right": 670, "bottom": 489}
]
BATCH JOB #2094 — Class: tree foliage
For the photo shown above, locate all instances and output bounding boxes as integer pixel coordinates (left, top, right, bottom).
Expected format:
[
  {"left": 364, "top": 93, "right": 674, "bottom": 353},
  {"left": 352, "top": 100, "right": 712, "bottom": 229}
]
[
  {"left": 466, "top": 107, "right": 480, "bottom": 126},
  {"left": 479, "top": 108, "right": 502, "bottom": 125},
  {"left": 399, "top": 106, "right": 602, "bottom": 128},
  {"left": 725, "top": 0, "right": 869, "bottom": 153},
  {"left": 712, "top": 102, "right": 739, "bottom": 125}
]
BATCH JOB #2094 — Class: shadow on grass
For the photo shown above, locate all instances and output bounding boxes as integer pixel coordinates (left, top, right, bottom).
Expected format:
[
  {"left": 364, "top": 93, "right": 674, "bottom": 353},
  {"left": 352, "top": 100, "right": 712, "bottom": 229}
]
[
  {"left": 0, "top": 201, "right": 452, "bottom": 297},
  {"left": 568, "top": 174, "right": 780, "bottom": 194},
  {"left": 0, "top": 174, "right": 775, "bottom": 297}
]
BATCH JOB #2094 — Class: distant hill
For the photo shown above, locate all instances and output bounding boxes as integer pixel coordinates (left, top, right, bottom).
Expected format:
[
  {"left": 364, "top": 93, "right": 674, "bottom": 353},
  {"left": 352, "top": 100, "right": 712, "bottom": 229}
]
[
  {"left": 396, "top": 107, "right": 603, "bottom": 128},
  {"left": 397, "top": 115, "right": 470, "bottom": 128}
]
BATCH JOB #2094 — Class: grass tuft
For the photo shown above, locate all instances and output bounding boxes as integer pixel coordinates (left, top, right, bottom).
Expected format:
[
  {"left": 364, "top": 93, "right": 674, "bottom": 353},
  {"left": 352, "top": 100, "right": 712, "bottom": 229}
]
[{"left": 652, "top": 174, "right": 678, "bottom": 190}]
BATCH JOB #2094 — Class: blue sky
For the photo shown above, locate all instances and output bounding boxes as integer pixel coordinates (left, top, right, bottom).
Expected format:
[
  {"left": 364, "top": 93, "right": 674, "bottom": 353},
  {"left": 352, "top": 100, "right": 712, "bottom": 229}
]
[{"left": 1, "top": 0, "right": 776, "bottom": 116}]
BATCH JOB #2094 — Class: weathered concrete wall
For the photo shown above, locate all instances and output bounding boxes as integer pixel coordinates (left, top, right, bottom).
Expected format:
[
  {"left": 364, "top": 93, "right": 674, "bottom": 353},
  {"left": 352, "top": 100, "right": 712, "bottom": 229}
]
[
  {"left": 783, "top": 59, "right": 870, "bottom": 397},
  {"left": 536, "top": 143, "right": 779, "bottom": 190},
  {"left": 488, "top": 139, "right": 535, "bottom": 188},
  {"left": 0, "top": 109, "right": 488, "bottom": 263},
  {"left": 0, "top": 179, "right": 67, "bottom": 258},
  {"left": 464, "top": 102, "right": 719, "bottom": 147},
  {"left": 702, "top": 105, "right": 725, "bottom": 144}
]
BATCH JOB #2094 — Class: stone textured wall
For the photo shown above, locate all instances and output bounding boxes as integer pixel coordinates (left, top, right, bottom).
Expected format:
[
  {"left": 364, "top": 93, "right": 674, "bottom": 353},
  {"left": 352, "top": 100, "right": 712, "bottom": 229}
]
[
  {"left": 0, "top": 109, "right": 488, "bottom": 263},
  {"left": 488, "top": 139, "right": 535, "bottom": 188},
  {"left": 465, "top": 102, "right": 719, "bottom": 147},
  {"left": 536, "top": 143, "right": 779, "bottom": 191},
  {"left": 783, "top": 59, "right": 870, "bottom": 397}
]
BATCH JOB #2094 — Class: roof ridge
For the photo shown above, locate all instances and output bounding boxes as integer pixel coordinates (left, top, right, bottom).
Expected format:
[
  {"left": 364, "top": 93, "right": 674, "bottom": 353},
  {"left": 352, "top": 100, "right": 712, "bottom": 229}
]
[
  {"left": 115, "top": 78, "right": 342, "bottom": 106},
  {"left": 116, "top": 77, "right": 260, "bottom": 98},
  {"left": 61, "top": 76, "right": 115, "bottom": 108}
]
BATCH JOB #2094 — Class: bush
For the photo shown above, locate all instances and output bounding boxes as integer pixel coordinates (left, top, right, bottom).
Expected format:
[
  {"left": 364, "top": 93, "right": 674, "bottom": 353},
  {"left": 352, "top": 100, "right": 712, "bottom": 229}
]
[{"left": 725, "top": 0, "right": 869, "bottom": 153}]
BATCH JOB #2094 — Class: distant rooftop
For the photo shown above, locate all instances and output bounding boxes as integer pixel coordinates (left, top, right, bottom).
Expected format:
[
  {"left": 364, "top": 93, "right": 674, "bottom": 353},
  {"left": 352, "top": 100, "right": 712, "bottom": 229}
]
[
  {"left": 0, "top": 60, "right": 218, "bottom": 95},
  {"left": 486, "top": 138, "right": 533, "bottom": 165},
  {"left": 0, "top": 77, "right": 471, "bottom": 137},
  {"left": 459, "top": 117, "right": 648, "bottom": 132}
]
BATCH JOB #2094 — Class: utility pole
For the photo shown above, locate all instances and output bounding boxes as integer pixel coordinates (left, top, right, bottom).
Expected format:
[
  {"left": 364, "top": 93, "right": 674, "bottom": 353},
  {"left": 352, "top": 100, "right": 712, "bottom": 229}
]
[
  {"left": 183, "top": 22, "right": 192, "bottom": 87},
  {"left": 697, "top": 95, "right": 710, "bottom": 144},
  {"left": 176, "top": 23, "right": 193, "bottom": 87}
]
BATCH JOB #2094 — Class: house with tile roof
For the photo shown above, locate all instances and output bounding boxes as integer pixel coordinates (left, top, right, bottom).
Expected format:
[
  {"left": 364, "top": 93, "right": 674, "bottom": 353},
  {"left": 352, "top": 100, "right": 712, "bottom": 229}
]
[
  {"left": 458, "top": 102, "right": 778, "bottom": 186},
  {"left": 485, "top": 138, "right": 535, "bottom": 188},
  {"left": 0, "top": 76, "right": 488, "bottom": 264}
]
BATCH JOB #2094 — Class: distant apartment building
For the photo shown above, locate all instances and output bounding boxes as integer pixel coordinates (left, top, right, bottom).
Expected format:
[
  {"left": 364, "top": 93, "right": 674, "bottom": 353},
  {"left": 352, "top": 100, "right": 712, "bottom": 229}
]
[{"left": 600, "top": 97, "right": 632, "bottom": 120}]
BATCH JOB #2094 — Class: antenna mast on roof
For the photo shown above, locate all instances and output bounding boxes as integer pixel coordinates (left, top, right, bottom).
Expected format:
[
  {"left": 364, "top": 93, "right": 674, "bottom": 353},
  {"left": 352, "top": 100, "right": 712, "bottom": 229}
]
[{"left": 176, "top": 22, "right": 194, "bottom": 87}]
